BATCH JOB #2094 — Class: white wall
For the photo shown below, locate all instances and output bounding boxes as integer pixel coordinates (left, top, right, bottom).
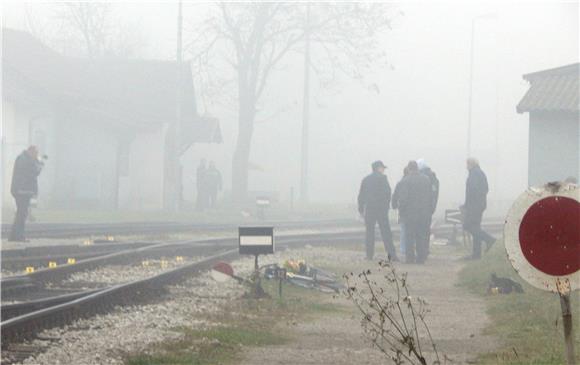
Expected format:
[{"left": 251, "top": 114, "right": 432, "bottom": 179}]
[
  {"left": 2, "top": 99, "right": 30, "bottom": 209},
  {"left": 118, "top": 125, "right": 166, "bottom": 210},
  {"left": 529, "top": 113, "right": 579, "bottom": 186}
]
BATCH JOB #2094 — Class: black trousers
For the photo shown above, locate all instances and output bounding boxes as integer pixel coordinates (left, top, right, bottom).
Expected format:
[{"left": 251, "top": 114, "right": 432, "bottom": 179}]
[
  {"left": 365, "top": 210, "right": 397, "bottom": 260},
  {"left": 464, "top": 209, "right": 495, "bottom": 258},
  {"left": 404, "top": 218, "right": 430, "bottom": 263},
  {"left": 10, "top": 195, "right": 31, "bottom": 241},
  {"left": 208, "top": 191, "right": 218, "bottom": 208}
]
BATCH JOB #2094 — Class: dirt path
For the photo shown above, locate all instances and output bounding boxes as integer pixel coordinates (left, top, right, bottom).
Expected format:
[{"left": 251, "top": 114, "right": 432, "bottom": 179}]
[{"left": 240, "top": 246, "right": 497, "bottom": 365}]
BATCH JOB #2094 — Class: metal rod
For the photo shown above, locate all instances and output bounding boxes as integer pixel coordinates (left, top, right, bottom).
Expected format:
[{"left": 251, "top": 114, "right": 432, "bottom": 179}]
[{"left": 560, "top": 293, "right": 576, "bottom": 365}]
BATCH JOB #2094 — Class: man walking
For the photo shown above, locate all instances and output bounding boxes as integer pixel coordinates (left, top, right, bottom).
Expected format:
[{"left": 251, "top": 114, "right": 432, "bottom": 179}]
[
  {"left": 9, "top": 146, "right": 43, "bottom": 242},
  {"left": 462, "top": 158, "right": 496, "bottom": 259},
  {"left": 397, "top": 161, "right": 433, "bottom": 264},
  {"left": 205, "top": 161, "right": 222, "bottom": 209},
  {"left": 358, "top": 160, "right": 399, "bottom": 261}
]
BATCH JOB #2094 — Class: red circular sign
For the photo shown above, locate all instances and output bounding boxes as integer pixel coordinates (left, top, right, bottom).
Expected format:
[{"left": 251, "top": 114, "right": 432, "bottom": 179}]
[{"left": 518, "top": 196, "right": 580, "bottom": 276}]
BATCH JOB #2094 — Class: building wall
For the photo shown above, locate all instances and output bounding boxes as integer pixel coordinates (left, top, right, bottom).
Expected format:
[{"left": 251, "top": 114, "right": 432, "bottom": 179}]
[
  {"left": 118, "top": 125, "right": 166, "bottom": 210},
  {"left": 1, "top": 99, "right": 28, "bottom": 210},
  {"left": 528, "top": 112, "right": 579, "bottom": 186},
  {"left": 2, "top": 98, "right": 64, "bottom": 211},
  {"left": 51, "top": 114, "right": 120, "bottom": 209}
]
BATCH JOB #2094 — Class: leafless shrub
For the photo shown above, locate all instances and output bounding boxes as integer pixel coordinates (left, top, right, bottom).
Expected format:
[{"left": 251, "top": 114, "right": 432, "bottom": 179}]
[{"left": 344, "top": 260, "right": 441, "bottom": 365}]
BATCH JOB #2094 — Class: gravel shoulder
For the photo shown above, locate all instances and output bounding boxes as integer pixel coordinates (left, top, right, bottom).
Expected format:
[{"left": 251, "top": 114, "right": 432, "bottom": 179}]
[
  {"left": 2, "top": 243, "right": 497, "bottom": 365},
  {"left": 239, "top": 245, "right": 498, "bottom": 365}
]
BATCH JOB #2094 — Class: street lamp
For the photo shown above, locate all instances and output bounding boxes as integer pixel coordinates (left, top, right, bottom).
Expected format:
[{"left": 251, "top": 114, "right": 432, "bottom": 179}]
[{"left": 466, "top": 12, "right": 497, "bottom": 159}]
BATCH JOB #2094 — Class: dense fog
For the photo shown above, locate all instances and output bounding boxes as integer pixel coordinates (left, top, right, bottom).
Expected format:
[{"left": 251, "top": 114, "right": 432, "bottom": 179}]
[{"left": 2, "top": 1, "right": 578, "bottom": 217}]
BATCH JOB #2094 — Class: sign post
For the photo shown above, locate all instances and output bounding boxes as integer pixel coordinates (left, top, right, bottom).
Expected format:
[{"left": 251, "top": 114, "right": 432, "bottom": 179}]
[
  {"left": 239, "top": 227, "right": 274, "bottom": 298},
  {"left": 504, "top": 182, "right": 579, "bottom": 365}
]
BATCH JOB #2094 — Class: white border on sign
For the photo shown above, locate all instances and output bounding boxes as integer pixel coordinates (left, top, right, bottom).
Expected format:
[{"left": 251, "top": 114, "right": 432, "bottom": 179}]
[
  {"left": 240, "top": 235, "right": 273, "bottom": 246},
  {"left": 504, "top": 183, "right": 579, "bottom": 293}
]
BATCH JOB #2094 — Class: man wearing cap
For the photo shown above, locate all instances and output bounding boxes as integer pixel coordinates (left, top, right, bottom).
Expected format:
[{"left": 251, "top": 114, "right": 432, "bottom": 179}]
[{"left": 358, "top": 160, "right": 399, "bottom": 261}]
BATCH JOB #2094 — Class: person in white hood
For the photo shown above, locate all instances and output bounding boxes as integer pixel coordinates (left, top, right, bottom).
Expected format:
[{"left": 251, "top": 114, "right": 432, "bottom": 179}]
[{"left": 416, "top": 158, "right": 439, "bottom": 258}]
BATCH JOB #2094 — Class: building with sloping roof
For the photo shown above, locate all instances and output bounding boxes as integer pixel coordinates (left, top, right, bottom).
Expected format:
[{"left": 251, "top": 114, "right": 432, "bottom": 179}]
[
  {"left": 517, "top": 63, "right": 579, "bottom": 186},
  {"left": 2, "top": 28, "right": 221, "bottom": 211}
]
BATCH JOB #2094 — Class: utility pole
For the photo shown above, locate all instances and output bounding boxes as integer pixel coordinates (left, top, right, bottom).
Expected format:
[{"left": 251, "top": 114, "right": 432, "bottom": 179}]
[
  {"left": 300, "top": 3, "right": 311, "bottom": 204},
  {"left": 466, "top": 12, "right": 496, "bottom": 159},
  {"left": 466, "top": 17, "right": 475, "bottom": 159},
  {"left": 173, "top": 0, "right": 183, "bottom": 211}
]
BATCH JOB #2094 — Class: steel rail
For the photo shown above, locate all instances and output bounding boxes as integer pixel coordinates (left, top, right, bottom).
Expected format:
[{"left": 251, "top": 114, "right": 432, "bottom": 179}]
[
  {"left": 1, "top": 218, "right": 360, "bottom": 239},
  {"left": 1, "top": 222, "right": 503, "bottom": 349}
]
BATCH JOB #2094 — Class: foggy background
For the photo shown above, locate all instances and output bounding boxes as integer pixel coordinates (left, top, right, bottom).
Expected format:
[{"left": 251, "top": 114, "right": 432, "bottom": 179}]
[{"left": 2, "top": 1, "right": 578, "bottom": 217}]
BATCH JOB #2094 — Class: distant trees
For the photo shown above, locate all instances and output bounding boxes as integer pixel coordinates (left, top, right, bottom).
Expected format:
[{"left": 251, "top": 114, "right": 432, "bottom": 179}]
[
  {"left": 188, "top": 3, "right": 398, "bottom": 202},
  {"left": 25, "top": 2, "right": 144, "bottom": 59}
]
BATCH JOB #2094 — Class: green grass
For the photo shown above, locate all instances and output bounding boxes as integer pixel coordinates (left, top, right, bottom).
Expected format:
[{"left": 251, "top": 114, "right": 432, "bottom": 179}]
[
  {"left": 125, "top": 326, "right": 285, "bottom": 365},
  {"left": 123, "top": 273, "right": 343, "bottom": 365},
  {"left": 458, "top": 240, "right": 580, "bottom": 364}
]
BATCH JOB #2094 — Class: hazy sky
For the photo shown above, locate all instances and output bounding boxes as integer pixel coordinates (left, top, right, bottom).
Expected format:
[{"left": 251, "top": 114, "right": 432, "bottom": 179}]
[{"left": 2, "top": 1, "right": 578, "bottom": 213}]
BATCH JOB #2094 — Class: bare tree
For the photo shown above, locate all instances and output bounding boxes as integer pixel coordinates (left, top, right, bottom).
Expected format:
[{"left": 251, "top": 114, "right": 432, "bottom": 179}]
[
  {"left": 188, "top": 3, "right": 397, "bottom": 202},
  {"left": 344, "top": 260, "right": 442, "bottom": 365},
  {"left": 42, "top": 2, "right": 144, "bottom": 59}
]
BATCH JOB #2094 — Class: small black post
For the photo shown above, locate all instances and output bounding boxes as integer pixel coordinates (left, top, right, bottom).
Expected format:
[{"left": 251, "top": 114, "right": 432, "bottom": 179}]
[
  {"left": 560, "top": 292, "right": 576, "bottom": 365},
  {"left": 278, "top": 277, "right": 283, "bottom": 299}
]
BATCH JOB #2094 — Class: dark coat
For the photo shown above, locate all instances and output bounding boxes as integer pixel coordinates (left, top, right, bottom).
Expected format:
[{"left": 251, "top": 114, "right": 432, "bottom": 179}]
[
  {"left": 205, "top": 167, "right": 222, "bottom": 194},
  {"left": 196, "top": 165, "right": 207, "bottom": 191},
  {"left": 420, "top": 167, "right": 439, "bottom": 214},
  {"left": 464, "top": 166, "right": 488, "bottom": 213},
  {"left": 11, "top": 151, "right": 41, "bottom": 197},
  {"left": 397, "top": 171, "right": 433, "bottom": 223},
  {"left": 358, "top": 171, "right": 391, "bottom": 215},
  {"left": 391, "top": 179, "right": 403, "bottom": 210}
]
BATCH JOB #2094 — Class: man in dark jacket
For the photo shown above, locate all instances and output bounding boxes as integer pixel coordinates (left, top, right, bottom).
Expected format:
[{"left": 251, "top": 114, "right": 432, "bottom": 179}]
[
  {"left": 358, "top": 160, "right": 398, "bottom": 261},
  {"left": 391, "top": 166, "right": 409, "bottom": 256},
  {"left": 397, "top": 161, "right": 433, "bottom": 264},
  {"left": 461, "top": 158, "right": 496, "bottom": 259},
  {"left": 9, "top": 146, "right": 43, "bottom": 242}
]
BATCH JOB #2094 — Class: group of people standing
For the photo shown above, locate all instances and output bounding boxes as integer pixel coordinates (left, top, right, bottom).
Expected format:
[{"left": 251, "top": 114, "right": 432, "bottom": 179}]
[
  {"left": 195, "top": 159, "right": 223, "bottom": 211},
  {"left": 358, "top": 157, "right": 494, "bottom": 263}
]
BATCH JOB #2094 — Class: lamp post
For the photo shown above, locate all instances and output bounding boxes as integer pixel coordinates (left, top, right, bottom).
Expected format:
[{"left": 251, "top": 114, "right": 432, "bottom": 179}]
[
  {"left": 172, "top": 0, "right": 183, "bottom": 212},
  {"left": 300, "top": 3, "right": 311, "bottom": 204},
  {"left": 466, "top": 12, "right": 496, "bottom": 159}
]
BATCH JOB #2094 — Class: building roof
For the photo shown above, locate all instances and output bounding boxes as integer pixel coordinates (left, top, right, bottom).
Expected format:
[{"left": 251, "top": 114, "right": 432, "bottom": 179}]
[
  {"left": 517, "top": 63, "right": 579, "bottom": 114},
  {"left": 2, "top": 28, "right": 221, "bottom": 147}
]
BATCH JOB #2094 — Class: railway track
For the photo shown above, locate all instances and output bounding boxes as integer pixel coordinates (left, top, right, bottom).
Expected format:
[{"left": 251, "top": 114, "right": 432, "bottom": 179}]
[
  {"left": 1, "top": 218, "right": 360, "bottom": 239},
  {"left": 1, "top": 222, "right": 503, "bottom": 364}
]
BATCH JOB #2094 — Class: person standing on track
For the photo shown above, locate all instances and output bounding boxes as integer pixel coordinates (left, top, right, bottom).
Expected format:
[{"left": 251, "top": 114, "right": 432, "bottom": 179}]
[
  {"left": 396, "top": 161, "right": 433, "bottom": 264},
  {"left": 358, "top": 160, "right": 399, "bottom": 261},
  {"left": 461, "top": 158, "right": 496, "bottom": 259},
  {"left": 9, "top": 145, "right": 44, "bottom": 242}
]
